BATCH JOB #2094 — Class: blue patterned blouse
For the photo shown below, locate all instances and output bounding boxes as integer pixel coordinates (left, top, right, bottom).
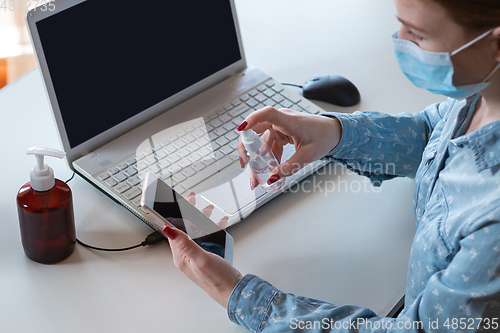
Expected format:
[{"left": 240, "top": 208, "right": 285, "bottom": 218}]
[{"left": 227, "top": 94, "right": 500, "bottom": 332}]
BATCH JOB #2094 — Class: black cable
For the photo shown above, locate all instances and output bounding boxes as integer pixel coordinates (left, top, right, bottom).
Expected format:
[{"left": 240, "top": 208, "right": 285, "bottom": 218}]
[
  {"left": 76, "top": 238, "right": 143, "bottom": 251},
  {"left": 64, "top": 171, "right": 75, "bottom": 183},
  {"left": 282, "top": 82, "right": 303, "bottom": 89},
  {"left": 76, "top": 232, "right": 165, "bottom": 252},
  {"left": 64, "top": 171, "right": 165, "bottom": 252}
]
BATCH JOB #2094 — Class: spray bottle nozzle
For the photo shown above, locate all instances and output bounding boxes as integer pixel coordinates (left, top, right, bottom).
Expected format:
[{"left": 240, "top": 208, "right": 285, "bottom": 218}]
[
  {"left": 241, "top": 129, "right": 262, "bottom": 154},
  {"left": 241, "top": 129, "right": 257, "bottom": 141},
  {"left": 26, "top": 147, "right": 66, "bottom": 191}
]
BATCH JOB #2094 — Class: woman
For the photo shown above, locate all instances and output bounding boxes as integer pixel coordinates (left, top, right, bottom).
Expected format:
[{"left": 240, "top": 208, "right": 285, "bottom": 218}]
[{"left": 163, "top": 0, "right": 500, "bottom": 331}]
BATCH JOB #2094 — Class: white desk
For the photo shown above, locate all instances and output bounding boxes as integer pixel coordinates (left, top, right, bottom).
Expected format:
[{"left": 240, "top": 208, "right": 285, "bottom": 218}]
[{"left": 0, "top": 0, "right": 445, "bottom": 332}]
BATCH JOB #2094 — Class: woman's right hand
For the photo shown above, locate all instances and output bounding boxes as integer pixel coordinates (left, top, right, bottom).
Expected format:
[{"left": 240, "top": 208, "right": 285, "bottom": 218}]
[{"left": 236, "top": 107, "right": 343, "bottom": 189}]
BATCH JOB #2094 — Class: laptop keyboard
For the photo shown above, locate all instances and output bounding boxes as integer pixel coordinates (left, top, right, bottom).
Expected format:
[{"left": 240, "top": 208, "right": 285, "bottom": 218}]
[{"left": 94, "top": 80, "right": 320, "bottom": 215}]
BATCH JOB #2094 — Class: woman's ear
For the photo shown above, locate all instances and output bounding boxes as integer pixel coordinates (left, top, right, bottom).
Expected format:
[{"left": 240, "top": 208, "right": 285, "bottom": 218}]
[{"left": 494, "top": 27, "right": 500, "bottom": 62}]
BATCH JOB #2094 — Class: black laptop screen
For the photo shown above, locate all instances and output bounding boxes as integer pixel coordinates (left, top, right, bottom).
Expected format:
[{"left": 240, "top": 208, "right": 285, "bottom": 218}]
[{"left": 36, "top": 0, "right": 242, "bottom": 148}]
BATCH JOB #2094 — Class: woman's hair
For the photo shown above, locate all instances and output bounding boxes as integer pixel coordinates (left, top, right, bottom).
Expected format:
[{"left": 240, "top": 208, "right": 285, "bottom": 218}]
[{"left": 430, "top": 0, "right": 500, "bottom": 33}]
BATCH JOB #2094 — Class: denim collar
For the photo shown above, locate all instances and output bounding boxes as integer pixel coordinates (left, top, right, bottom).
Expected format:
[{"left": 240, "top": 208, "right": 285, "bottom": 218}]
[{"left": 451, "top": 107, "right": 500, "bottom": 172}]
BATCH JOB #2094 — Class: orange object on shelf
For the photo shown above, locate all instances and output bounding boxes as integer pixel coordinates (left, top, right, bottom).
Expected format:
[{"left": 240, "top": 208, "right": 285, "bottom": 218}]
[
  {"left": 0, "top": 58, "right": 7, "bottom": 89},
  {"left": 1, "top": 9, "right": 37, "bottom": 88}
]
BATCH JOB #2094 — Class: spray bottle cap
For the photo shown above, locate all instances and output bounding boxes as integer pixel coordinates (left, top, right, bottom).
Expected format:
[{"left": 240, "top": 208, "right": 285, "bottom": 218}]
[
  {"left": 241, "top": 129, "right": 262, "bottom": 154},
  {"left": 27, "top": 147, "right": 65, "bottom": 191}
]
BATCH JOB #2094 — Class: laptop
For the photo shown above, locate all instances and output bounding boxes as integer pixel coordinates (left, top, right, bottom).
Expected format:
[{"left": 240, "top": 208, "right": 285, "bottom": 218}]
[{"left": 26, "top": 0, "right": 329, "bottom": 230}]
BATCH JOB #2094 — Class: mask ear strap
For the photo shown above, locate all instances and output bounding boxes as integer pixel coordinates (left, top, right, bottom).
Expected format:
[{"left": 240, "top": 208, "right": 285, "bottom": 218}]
[
  {"left": 451, "top": 30, "right": 493, "bottom": 56},
  {"left": 483, "top": 62, "right": 500, "bottom": 82}
]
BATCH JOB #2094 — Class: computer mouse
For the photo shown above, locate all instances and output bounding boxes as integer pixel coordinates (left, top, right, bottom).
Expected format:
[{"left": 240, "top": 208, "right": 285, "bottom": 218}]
[{"left": 302, "top": 75, "right": 361, "bottom": 107}]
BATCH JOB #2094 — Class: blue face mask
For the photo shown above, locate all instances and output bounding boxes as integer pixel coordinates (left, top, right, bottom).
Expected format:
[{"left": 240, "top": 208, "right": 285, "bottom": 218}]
[{"left": 392, "top": 30, "right": 500, "bottom": 100}]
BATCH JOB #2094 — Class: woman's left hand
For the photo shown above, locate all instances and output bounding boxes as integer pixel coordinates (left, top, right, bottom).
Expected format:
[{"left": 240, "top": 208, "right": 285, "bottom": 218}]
[{"left": 163, "top": 192, "right": 243, "bottom": 308}]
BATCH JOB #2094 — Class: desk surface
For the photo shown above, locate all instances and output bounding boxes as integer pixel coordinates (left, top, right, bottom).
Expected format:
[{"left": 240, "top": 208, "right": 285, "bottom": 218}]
[{"left": 0, "top": 0, "right": 445, "bottom": 332}]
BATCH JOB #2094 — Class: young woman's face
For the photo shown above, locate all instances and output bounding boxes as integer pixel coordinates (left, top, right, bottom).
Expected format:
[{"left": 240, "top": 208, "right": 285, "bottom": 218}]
[{"left": 394, "top": 0, "right": 499, "bottom": 86}]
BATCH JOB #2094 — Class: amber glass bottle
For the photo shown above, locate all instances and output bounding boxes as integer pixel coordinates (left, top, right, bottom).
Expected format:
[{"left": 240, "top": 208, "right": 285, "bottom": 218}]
[
  {"left": 17, "top": 147, "right": 76, "bottom": 264},
  {"left": 17, "top": 179, "right": 76, "bottom": 264}
]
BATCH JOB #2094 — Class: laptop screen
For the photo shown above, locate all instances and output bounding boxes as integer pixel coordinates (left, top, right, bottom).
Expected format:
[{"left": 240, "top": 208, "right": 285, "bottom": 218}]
[{"left": 36, "top": 0, "right": 242, "bottom": 148}]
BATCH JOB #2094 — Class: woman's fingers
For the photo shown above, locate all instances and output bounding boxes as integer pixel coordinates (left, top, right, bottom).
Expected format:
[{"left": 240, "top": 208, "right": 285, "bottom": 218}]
[
  {"left": 238, "top": 106, "right": 300, "bottom": 135},
  {"left": 243, "top": 122, "right": 275, "bottom": 135},
  {"left": 236, "top": 108, "right": 344, "bottom": 190},
  {"left": 237, "top": 135, "right": 248, "bottom": 165},
  {"left": 237, "top": 108, "right": 296, "bottom": 165},
  {"left": 163, "top": 225, "right": 243, "bottom": 308},
  {"left": 238, "top": 125, "right": 286, "bottom": 164},
  {"left": 217, "top": 216, "right": 229, "bottom": 230},
  {"left": 266, "top": 127, "right": 288, "bottom": 163},
  {"left": 187, "top": 192, "right": 196, "bottom": 205},
  {"left": 251, "top": 178, "right": 259, "bottom": 190},
  {"left": 201, "top": 204, "right": 214, "bottom": 217},
  {"left": 237, "top": 120, "right": 276, "bottom": 167},
  {"left": 237, "top": 107, "right": 331, "bottom": 189},
  {"left": 186, "top": 192, "right": 214, "bottom": 217},
  {"left": 250, "top": 170, "right": 258, "bottom": 190},
  {"left": 260, "top": 128, "right": 271, "bottom": 142},
  {"left": 164, "top": 226, "right": 206, "bottom": 269}
]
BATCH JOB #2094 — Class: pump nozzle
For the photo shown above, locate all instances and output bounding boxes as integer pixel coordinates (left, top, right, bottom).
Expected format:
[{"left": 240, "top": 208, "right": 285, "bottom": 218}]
[{"left": 26, "top": 147, "right": 66, "bottom": 191}]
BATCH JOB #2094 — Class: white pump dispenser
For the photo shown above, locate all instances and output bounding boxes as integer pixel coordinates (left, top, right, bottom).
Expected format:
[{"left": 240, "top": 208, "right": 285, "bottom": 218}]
[
  {"left": 27, "top": 147, "right": 66, "bottom": 191},
  {"left": 241, "top": 130, "right": 285, "bottom": 192}
]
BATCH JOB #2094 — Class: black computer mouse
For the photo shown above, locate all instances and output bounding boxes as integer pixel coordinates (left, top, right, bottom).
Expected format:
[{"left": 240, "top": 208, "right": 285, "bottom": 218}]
[{"left": 302, "top": 75, "right": 361, "bottom": 107}]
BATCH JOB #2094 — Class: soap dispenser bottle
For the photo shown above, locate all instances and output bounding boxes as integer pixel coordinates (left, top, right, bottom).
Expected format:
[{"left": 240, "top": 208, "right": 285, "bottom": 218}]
[
  {"left": 16, "top": 147, "right": 76, "bottom": 264},
  {"left": 241, "top": 129, "right": 285, "bottom": 192}
]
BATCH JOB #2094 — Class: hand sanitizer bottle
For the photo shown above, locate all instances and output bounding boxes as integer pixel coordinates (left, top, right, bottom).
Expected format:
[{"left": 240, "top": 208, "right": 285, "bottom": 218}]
[
  {"left": 241, "top": 129, "right": 285, "bottom": 192},
  {"left": 16, "top": 147, "right": 76, "bottom": 264}
]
